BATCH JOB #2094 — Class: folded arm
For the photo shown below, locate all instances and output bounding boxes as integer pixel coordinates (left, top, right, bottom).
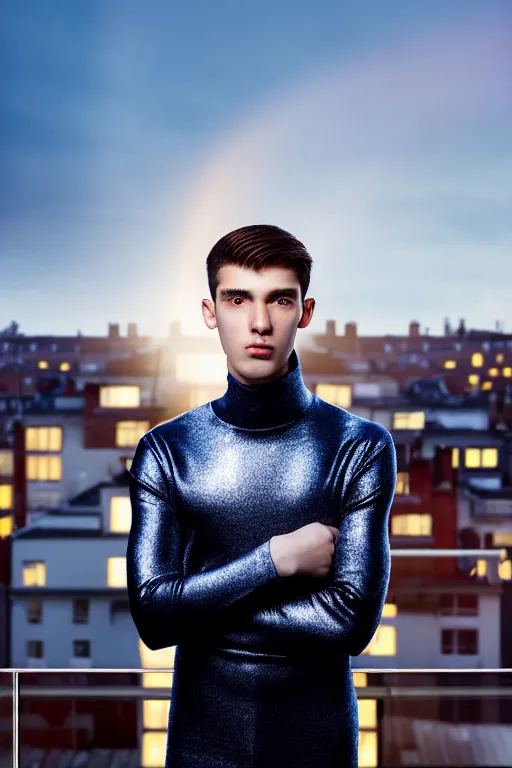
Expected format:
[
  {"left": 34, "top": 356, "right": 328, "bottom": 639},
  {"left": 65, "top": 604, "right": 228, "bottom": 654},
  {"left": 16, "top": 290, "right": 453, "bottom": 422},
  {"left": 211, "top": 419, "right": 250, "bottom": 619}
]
[
  {"left": 126, "top": 432, "right": 281, "bottom": 651},
  {"left": 219, "top": 428, "right": 397, "bottom": 656}
]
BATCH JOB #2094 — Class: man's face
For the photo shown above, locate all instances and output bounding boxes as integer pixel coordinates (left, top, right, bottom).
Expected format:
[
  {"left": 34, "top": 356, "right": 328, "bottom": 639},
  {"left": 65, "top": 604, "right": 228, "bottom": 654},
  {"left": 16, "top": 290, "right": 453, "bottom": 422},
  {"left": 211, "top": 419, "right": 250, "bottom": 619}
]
[{"left": 202, "top": 264, "right": 315, "bottom": 385}]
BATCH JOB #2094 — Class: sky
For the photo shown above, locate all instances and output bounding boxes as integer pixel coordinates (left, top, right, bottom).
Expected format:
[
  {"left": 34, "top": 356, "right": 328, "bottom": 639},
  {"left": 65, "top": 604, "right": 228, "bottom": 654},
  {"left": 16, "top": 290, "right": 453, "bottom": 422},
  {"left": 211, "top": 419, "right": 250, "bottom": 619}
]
[{"left": 1, "top": 0, "right": 511, "bottom": 341}]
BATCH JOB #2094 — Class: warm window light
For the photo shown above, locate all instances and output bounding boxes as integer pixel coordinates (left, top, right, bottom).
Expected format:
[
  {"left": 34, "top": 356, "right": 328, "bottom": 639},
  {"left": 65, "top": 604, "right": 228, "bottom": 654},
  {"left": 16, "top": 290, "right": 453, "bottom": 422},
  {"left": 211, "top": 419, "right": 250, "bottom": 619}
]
[
  {"left": 316, "top": 383, "right": 352, "bottom": 408},
  {"left": 452, "top": 448, "right": 459, "bottom": 468},
  {"left": 143, "top": 700, "right": 170, "bottom": 730},
  {"left": 26, "top": 427, "right": 62, "bottom": 452},
  {"left": 496, "top": 353, "right": 504, "bottom": 363},
  {"left": 142, "top": 672, "right": 173, "bottom": 689},
  {"left": 392, "top": 411, "right": 425, "bottom": 429},
  {"left": 116, "top": 420, "right": 149, "bottom": 447},
  {"left": 382, "top": 603, "right": 397, "bottom": 618},
  {"left": 0, "top": 450, "right": 14, "bottom": 476},
  {"left": 493, "top": 532, "right": 512, "bottom": 547},
  {"left": 0, "top": 515, "right": 13, "bottom": 537},
  {"left": 488, "top": 368, "right": 499, "bottom": 377},
  {"left": 110, "top": 497, "right": 131, "bottom": 533},
  {"left": 395, "top": 472, "right": 409, "bottom": 495},
  {"left": 139, "top": 640, "right": 175, "bottom": 670},
  {"left": 391, "top": 514, "right": 432, "bottom": 536},
  {"left": 443, "top": 360, "right": 456, "bottom": 369},
  {"left": 23, "top": 561, "right": 46, "bottom": 586},
  {"left": 361, "top": 625, "right": 396, "bottom": 656},
  {"left": 358, "top": 699, "right": 377, "bottom": 728},
  {"left": 499, "top": 560, "right": 512, "bottom": 580},
  {"left": 175, "top": 354, "right": 227, "bottom": 385},
  {"left": 60, "top": 362, "right": 70, "bottom": 371},
  {"left": 358, "top": 731, "right": 378, "bottom": 768},
  {"left": 26, "top": 455, "right": 62, "bottom": 481},
  {"left": 142, "top": 731, "right": 167, "bottom": 768},
  {"left": 464, "top": 448, "right": 498, "bottom": 469},
  {"left": 470, "top": 559, "right": 488, "bottom": 577},
  {"left": 38, "top": 360, "right": 49, "bottom": 369},
  {"left": 481, "top": 382, "right": 493, "bottom": 391},
  {"left": 100, "top": 385, "right": 140, "bottom": 408},
  {"left": 468, "top": 374, "right": 479, "bottom": 385},
  {"left": 107, "top": 556, "right": 127, "bottom": 587},
  {"left": 471, "top": 353, "right": 483, "bottom": 367},
  {"left": 353, "top": 672, "right": 367, "bottom": 687},
  {"left": 504, "top": 367, "right": 512, "bottom": 377},
  {"left": 0, "top": 485, "right": 12, "bottom": 509}
]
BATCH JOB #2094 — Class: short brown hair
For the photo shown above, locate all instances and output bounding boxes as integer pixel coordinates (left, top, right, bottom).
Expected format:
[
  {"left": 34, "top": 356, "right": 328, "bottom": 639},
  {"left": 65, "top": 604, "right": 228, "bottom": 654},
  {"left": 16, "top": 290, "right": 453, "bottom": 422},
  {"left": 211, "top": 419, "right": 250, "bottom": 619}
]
[{"left": 206, "top": 224, "right": 313, "bottom": 305}]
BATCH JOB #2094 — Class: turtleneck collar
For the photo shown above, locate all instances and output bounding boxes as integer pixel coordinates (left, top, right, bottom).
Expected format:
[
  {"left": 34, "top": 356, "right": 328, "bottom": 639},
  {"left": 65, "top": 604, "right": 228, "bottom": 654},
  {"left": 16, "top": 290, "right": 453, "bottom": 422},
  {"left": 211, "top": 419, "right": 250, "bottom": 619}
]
[{"left": 210, "top": 348, "right": 314, "bottom": 430}]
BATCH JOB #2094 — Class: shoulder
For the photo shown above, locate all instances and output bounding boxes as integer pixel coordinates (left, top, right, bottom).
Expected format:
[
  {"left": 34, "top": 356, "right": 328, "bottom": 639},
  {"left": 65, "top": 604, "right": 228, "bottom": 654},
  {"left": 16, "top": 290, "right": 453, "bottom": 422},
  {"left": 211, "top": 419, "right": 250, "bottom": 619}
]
[
  {"left": 313, "top": 395, "right": 394, "bottom": 449},
  {"left": 144, "top": 403, "right": 212, "bottom": 445}
]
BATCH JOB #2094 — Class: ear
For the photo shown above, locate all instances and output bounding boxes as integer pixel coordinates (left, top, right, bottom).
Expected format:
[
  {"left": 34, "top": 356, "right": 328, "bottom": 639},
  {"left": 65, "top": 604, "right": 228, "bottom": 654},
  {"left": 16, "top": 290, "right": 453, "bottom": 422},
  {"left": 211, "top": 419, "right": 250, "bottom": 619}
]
[
  {"left": 298, "top": 298, "right": 315, "bottom": 329},
  {"left": 202, "top": 298, "right": 217, "bottom": 330}
]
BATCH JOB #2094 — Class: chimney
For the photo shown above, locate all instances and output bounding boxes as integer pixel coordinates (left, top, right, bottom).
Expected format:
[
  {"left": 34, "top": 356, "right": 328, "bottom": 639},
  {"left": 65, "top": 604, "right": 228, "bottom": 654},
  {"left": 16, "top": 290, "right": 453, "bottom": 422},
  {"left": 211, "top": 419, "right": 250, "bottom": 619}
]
[
  {"left": 127, "top": 323, "right": 138, "bottom": 339},
  {"left": 326, "top": 320, "right": 336, "bottom": 336},
  {"left": 108, "top": 323, "right": 120, "bottom": 340},
  {"left": 409, "top": 321, "right": 420, "bottom": 338}
]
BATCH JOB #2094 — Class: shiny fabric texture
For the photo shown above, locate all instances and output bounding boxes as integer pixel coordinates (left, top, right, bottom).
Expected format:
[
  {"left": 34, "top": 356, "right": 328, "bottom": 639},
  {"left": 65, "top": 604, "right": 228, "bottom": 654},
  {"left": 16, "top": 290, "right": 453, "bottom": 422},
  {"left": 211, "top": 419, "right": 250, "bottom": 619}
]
[{"left": 127, "top": 348, "right": 397, "bottom": 767}]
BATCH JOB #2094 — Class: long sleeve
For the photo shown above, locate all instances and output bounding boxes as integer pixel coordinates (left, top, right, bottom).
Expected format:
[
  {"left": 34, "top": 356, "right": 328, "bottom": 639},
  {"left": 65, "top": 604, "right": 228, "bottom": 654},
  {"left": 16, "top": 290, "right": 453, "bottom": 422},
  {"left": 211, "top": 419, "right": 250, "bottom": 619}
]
[
  {"left": 126, "top": 432, "right": 281, "bottom": 651},
  {"left": 219, "top": 429, "right": 397, "bottom": 656}
]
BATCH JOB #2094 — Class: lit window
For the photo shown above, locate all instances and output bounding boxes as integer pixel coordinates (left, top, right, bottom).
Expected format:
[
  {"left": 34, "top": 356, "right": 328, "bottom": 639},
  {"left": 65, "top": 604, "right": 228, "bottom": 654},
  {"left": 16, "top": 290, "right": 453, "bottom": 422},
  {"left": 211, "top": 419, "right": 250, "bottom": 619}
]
[
  {"left": 443, "top": 360, "right": 456, "bottom": 369},
  {"left": 361, "top": 625, "right": 396, "bottom": 656},
  {"left": 503, "top": 367, "right": 512, "bottom": 377},
  {"left": 0, "top": 515, "right": 13, "bottom": 537},
  {"left": 392, "top": 411, "right": 425, "bottom": 429},
  {"left": 108, "top": 556, "right": 127, "bottom": 587},
  {"left": 142, "top": 672, "right": 173, "bottom": 689},
  {"left": 353, "top": 672, "right": 367, "bottom": 687},
  {"left": 142, "top": 732, "right": 167, "bottom": 768},
  {"left": 26, "top": 427, "right": 62, "bottom": 452},
  {"left": 23, "top": 561, "right": 46, "bottom": 586},
  {"left": 26, "top": 455, "right": 62, "bottom": 481},
  {"left": 0, "top": 485, "right": 12, "bottom": 509},
  {"left": 110, "top": 496, "right": 131, "bottom": 533},
  {"left": 116, "top": 420, "right": 149, "bottom": 447},
  {"left": 468, "top": 374, "right": 479, "bottom": 385},
  {"left": 499, "top": 560, "right": 512, "bottom": 580},
  {"left": 395, "top": 472, "right": 409, "bottom": 495},
  {"left": 60, "top": 362, "right": 70, "bottom": 371},
  {"left": 123, "top": 457, "right": 133, "bottom": 471},
  {"left": 464, "top": 448, "right": 498, "bottom": 468},
  {"left": 175, "top": 354, "right": 227, "bottom": 385},
  {"left": 391, "top": 513, "right": 432, "bottom": 536},
  {"left": 493, "top": 532, "right": 512, "bottom": 547},
  {"left": 382, "top": 603, "right": 397, "bottom": 618},
  {"left": 471, "top": 353, "right": 483, "bottom": 367},
  {"left": 488, "top": 368, "right": 499, "bottom": 377},
  {"left": 143, "top": 700, "right": 170, "bottom": 730},
  {"left": 358, "top": 729, "right": 377, "bottom": 768},
  {"left": 481, "top": 382, "right": 492, "bottom": 390},
  {"left": 100, "top": 385, "right": 140, "bottom": 408},
  {"left": 139, "top": 639, "right": 176, "bottom": 670},
  {"left": 0, "top": 451, "right": 14, "bottom": 476},
  {"left": 452, "top": 448, "right": 459, "bottom": 468},
  {"left": 496, "top": 353, "right": 504, "bottom": 363},
  {"left": 38, "top": 361, "right": 49, "bottom": 369},
  {"left": 316, "top": 383, "right": 352, "bottom": 408},
  {"left": 358, "top": 699, "right": 378, "bottom": 767},
  {"left": 469, "top": 560, "right": 488, "bottom": 578}
]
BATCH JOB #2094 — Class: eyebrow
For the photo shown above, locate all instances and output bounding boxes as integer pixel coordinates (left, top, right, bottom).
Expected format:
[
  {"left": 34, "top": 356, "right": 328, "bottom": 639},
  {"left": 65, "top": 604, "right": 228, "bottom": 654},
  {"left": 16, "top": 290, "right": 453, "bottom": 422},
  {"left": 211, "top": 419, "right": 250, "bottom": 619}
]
[{"left": 219, "top": 288, "right": 299, "bottom": 301}]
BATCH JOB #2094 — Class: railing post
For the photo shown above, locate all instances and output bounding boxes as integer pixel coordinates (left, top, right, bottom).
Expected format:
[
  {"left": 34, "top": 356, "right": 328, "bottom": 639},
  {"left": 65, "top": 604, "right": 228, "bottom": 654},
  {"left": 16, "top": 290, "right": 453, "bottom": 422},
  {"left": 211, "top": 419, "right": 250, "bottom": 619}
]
[{"left": 13, "top": 670, "right": 20, "bottom": 768}]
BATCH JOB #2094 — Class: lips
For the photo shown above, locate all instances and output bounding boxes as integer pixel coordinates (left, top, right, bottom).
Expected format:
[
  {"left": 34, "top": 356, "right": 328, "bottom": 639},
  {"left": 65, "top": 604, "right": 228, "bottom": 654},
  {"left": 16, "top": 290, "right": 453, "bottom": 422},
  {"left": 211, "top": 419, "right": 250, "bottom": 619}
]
[{"left": 246, "top": 344, "right": 273, "bottom": 349}]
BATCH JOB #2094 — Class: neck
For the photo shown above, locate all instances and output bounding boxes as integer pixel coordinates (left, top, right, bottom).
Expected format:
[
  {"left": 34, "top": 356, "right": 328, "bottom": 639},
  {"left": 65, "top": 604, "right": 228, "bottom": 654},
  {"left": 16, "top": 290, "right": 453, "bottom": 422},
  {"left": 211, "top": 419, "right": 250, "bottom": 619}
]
[{"left": 210, "top": 348, "right": 314, "bottom": 430}]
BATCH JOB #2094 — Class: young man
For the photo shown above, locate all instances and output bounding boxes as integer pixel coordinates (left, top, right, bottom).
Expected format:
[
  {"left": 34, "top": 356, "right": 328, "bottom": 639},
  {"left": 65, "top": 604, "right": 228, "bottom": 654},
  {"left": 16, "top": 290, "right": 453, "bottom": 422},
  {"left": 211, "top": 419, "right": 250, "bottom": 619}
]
[{"left": 127, "top": 224, "right": 397, "bottom": 768}]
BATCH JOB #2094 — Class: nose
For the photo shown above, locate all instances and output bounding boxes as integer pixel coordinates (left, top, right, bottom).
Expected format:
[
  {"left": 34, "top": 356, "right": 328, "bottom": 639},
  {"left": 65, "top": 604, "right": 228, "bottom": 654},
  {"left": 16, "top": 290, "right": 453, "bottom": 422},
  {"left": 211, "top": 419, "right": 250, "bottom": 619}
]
[{"left": 249, "top": 300, "right": 272, "bottom": 335}]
